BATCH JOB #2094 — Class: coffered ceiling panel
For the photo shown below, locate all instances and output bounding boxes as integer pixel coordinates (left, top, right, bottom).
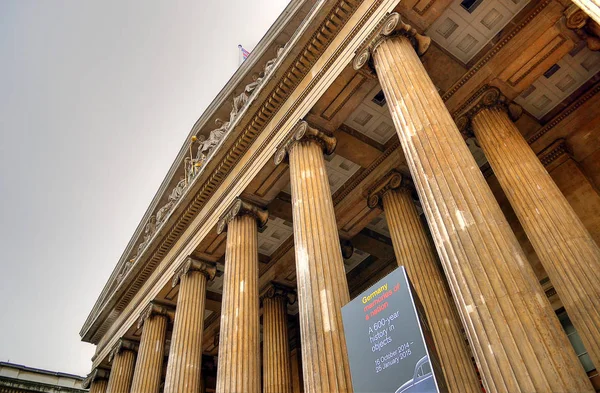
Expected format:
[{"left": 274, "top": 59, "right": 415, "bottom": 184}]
[
  {"left": 283, "top": 153, "right": 361, "bottom": 195},
  {"left": 515, "top": 44, "right": 600, "bottom": 119},
  {"left": 343, "top": 85, "right": 396, "bottom": 145},
  {"left": 257, "top": 217, "right": 294, "bottom": 257},
  {"left": 427, "top": 0, "right": 530, "bottom": 63}
]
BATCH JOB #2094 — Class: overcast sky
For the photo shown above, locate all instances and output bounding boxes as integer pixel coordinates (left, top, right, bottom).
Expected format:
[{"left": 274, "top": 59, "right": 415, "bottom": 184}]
[{"left": 0, "top": 0, "right": 289, "bottom": 376}]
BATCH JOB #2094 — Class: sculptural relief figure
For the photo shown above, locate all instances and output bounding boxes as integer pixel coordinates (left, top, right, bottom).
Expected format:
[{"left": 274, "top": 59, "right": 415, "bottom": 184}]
[
  {"left": 156, "top": 177, "right": 187, "bottom": 225},
  {"left": 200, "top": 118, "right": 229, "bottom": 158},
  {"left": 230, "top": 75, "right": 261, "bottom": 122},
  {"left": 117, "top": 260, "right": 134, "bottom": 283},
  {"left": 263, "top": 44, "right": 286, "bottom": 76},
  {"left": 137, "top": 216, "right": 157, "bottom": 254}
]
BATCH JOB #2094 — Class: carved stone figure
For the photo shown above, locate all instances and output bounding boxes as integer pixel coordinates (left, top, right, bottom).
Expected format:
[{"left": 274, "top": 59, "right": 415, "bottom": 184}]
[
  {"left": 263, "top": 44, "right": 286, "bottom": 76},
  {"left": 137, "top": 216, "right": 157, "bottom": 254},
  {"left": 156, "top": 177, "right": 187, "bottom": 225},
  {"left": 200, "top": 119, "right": 229, "bottom": 157},
  {"left": 230, "top": 75, "right": 261, "bottom": 122}
]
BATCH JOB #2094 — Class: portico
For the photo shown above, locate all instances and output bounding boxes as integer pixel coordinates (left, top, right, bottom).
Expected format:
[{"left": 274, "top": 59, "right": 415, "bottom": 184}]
[{"left": 81, "top": 0, "right": 600, "bottom": 392}]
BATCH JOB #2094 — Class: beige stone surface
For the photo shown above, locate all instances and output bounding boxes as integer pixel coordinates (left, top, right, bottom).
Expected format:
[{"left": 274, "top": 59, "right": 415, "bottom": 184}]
[
  {"left": 370, "top": 24, "right": 593, "bottom": 392},
  {"left": 473, "top": 106, "right": 600, "bottom": 370}
]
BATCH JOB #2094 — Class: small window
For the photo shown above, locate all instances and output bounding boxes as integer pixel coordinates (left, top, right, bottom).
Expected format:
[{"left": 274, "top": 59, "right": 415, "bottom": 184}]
[
  {"left": 372, "top": 90, "right": 387, "bottom": 107},
  {"left": 460, "top": 0, "right": 484, "bottom": 13},
  {"left": 544, "top": 64, "right": 561, "bottom": 78}
]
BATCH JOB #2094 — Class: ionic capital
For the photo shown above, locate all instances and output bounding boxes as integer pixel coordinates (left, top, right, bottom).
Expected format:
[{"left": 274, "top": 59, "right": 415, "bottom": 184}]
[
  {"left": 260, "top": 282, "right": 297, "bottom": 305},
  {"left": 565, "top": 4, "right": 600, "bottom": 51},
  {"left": 274, "top": 120, "right": 336, "bottom": 165},
  {"left": 108, "top": 338, "right": 139, "bottom": 363},
  {"left": 367, "top": 170, "right": 414, "bottom": 209},
  {"left": 454, "top": 85, "right": 523, "bottom": 136},
  {"left": 82, "top": 368, "right": 109, "bottom": 388},
  {"left": 137, "top": 301, "right": 175, "bottom": 329},
  {"left": 217, "top": 198, "right": 268, "bottom": 234},
  {"left": 172, "top": 256, "right": 217, "bottom": 287},
  {"left": 353, "top": 12, "right": 431, "bottom": 72}
]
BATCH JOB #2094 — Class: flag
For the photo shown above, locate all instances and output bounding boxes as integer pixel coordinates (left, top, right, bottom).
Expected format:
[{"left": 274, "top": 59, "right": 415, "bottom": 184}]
[{"left": 238, "top": 44, "right": 250, "bottom": 63}]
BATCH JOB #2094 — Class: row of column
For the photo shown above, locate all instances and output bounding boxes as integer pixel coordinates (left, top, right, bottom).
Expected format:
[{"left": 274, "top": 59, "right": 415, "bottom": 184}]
[
  {"left": 88, "top": 10, "right": 600, "bottom": 393},
  {"left": 86, "top": 254, "right": 296, "bottom": 393},
  {"left": 354, "top": 12, "right": 598, "bottom": 393}
]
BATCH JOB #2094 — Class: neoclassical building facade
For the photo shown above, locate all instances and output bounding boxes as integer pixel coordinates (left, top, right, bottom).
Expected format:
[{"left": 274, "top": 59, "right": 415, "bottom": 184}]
[{"left": 80, "top": 0, "right": 600, "bottom": 392}]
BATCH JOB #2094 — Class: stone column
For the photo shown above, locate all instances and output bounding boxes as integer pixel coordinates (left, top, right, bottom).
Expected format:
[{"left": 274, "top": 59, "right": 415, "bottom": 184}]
[
  {"left": 538, "top": 139, "right": 600, "bottom": 247},
  {"left": 457, "top": 86, "right": 600, "bottom": 370},
  {"left": 214, "top": 198, "right": 268, "bottom": 393},
  {"left": 354, "top": 13, "right": 593, "bottom": 393},
  {"left": 261, "top": 282, "right": 295, "bottom": 393},
  {"left": 84, "top": 368, "right": 109, "bottom": 393},
  {"left": 90, "top": 379, "right": 108, "bottom": 393},
  {"left": 106, "top": 339, "right": 137, "bottom": 393},
  {"left": 164, "top": 257, "right": 216, "bottom": 393},
  {"left": 275, "top": 121, "right": 352, "bottom": 393},
  {"left": 130, "top": 303, "right": 172, "bottom": 393},
  {"left": 367, "top": 170, "right": 480, "bottom": 393}
]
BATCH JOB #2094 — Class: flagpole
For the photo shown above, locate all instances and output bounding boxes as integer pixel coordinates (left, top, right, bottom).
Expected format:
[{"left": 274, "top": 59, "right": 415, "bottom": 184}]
[{"left": 238, "top": 44, "right": 242, "bottom": 66}]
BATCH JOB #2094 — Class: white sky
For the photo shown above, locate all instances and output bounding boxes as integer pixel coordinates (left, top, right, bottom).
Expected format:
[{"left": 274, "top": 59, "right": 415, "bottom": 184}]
[{"left": 0, "top": 0, "right": 289, "bottom": 376}]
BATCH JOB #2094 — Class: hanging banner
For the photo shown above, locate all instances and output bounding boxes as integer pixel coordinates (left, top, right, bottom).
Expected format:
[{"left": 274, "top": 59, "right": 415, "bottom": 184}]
[{"left": 342, "top": 266, "right": 447, "bottom": 393}]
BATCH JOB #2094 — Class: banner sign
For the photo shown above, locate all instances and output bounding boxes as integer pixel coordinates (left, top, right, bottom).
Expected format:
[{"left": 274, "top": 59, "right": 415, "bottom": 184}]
[{"left": 342, "top": 266, "right": 447, "bottom": 393}]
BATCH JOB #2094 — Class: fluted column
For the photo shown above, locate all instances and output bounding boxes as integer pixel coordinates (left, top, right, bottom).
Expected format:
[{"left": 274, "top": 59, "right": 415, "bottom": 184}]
[
  {"left": 262, "top": 282, "right": 295, "bottom": 393},
  {"left": 106, "top": 339, "right": 137, "bottom": 393},
  {"left": 84, "top": 368, "right": 109, "bottom": 393},
  {"left": 275, "top": 121, "right": 352, "bottom": 393},
  {"left": 367, "top": 170, "right": 480, "bottom": 393},
  {"left": 460, "top": 87, "right": 600, "bottom": 370},
  {"left": 215, "top": 198, "right": 268, "bottom": 393},
  {"left": 130, "top": 303, "right": 172, "bottom": 393},
  {"left": 164, "top": 257, "right": 216, "bottom": 393},
  {"left": 354, "top": 13, "right": 593, "bottom": 393},
  {"left": 90, "top": 379, "right": 108, "bottom": 393}
]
